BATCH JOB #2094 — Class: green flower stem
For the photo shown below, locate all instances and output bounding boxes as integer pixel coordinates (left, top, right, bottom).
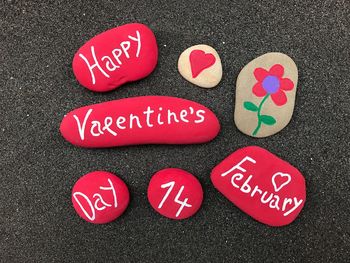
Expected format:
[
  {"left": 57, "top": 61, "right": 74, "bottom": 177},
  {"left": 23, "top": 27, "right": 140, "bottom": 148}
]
[{"left": 252, "top": 94, "right": 270, "bottom": 136}]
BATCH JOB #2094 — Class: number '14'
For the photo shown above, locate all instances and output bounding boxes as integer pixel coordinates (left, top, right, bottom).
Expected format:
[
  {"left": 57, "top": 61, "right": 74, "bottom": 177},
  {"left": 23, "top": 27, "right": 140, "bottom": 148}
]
[{"left": 158, "top": 181, "right": 192, "bottom": 217}]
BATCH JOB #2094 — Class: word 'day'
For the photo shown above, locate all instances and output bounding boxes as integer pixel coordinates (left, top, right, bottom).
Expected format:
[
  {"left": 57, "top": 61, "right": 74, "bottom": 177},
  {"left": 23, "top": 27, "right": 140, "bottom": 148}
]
[
  {"left": 60, "top": 96, "right": 220, "bottom": 148},
  {"left": 73, "top": 23, "right": 158, "bottom": 92},
  {"left": 211, "top": 146, "right": 306, "bottom": 226},
  {"left": 72, "top": 171, "right": 129, "bottom": 224},
  {"left": 148, "top": 168, "right": 203, "bottom": 219}
]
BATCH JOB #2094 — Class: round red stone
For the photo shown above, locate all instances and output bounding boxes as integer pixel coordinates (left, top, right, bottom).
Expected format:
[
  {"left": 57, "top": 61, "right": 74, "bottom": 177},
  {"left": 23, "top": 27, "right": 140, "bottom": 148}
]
[
  {"left": 72, "top": 171, "right": 129, "bottom": 224},
  {"left": 147, "top": 168, "right": 203, "bottom": 220}
]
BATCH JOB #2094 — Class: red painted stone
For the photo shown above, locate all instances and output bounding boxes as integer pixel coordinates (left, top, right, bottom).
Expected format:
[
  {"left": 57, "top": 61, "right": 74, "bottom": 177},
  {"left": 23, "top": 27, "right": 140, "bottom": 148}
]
[
  {"left": 72, "top": 23, "right": 158, "bottom": 92},
  {"left": 147, "top": 168, "right": 203, "bottom": 219},
  {"left": 211, "top": 146, "right": 306, "bottom": 226},
  {"left": 72, "top": 171, "right": 129, "bottom": 224},
  {"left": 60, "top": 96, "right": 220, "bottom": 148}
]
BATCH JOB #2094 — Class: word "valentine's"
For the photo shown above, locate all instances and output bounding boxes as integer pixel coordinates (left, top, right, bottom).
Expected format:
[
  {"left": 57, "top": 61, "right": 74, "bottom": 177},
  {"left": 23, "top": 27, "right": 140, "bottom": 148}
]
[{"left": 74, "top": 106, "right": 206, "bottom": 140}]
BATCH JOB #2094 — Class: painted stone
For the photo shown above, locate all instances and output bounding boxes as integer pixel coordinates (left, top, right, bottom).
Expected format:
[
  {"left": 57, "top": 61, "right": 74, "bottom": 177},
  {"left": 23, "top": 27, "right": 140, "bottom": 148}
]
[
  {"left": 72, "top": 171, "right": 129, "bottom": 224},
  {"left": 60, "top": 96, "right": 220, "bottom": 148},
  {"left": 148, "top": 168, "right": 203, "bottom": 219},
  {"left": 234, "top": 52, "right": 298, "bottom": 137},
  {"left": 178, "top": 44, "right": 222, "bottom": 88},
  {"left": 211, "top": 146, "right": 306, "bottom": 227},
  {"left": 73, "top": 23, "right": 158, "bottom": 92}
]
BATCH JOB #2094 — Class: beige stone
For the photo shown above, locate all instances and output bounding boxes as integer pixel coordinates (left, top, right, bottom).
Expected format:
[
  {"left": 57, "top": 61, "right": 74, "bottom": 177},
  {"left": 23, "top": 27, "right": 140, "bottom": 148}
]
[
  {"left": 178, "top": 44, "right": 222, "bottom": 88},
  {"left": 234, "top": 52, "right": 298, "bottom": 138}
]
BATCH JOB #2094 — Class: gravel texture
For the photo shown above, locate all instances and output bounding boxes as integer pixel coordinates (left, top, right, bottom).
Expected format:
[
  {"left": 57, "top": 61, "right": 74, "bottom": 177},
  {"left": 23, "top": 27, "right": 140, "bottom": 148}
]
[{"left": 0, "top": 0, "right": 349, "bottom": 262}]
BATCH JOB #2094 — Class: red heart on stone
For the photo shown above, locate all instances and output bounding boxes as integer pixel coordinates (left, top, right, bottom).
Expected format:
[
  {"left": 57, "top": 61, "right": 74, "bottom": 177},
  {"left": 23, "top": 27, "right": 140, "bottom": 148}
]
[{"left": 189, "top": 50, "right": 216, "bottom": 78}]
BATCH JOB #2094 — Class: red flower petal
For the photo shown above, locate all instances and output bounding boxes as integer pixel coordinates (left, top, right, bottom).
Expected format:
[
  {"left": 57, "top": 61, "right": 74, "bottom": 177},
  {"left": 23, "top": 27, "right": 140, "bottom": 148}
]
[
  {"left": 280, "top": 78, "right": 294, "bottom": 91},
  {"left": 269, "top": 64, "right": 284, "bottom": 77},
  {"left": 253, "top": 68, "right": 269, "bottom": 81},
  {"left": 271, "top": 89, "right": 287, "bottom": 106},
  {"left": 252, "top": 82, "right": 267, "bottom": 97}
]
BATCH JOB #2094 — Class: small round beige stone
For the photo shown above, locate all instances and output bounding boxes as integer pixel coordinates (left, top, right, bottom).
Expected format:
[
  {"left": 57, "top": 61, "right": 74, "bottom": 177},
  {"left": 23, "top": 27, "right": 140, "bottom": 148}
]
[{"left": 178, "top": 44, "right": 222, "bottom": 88}]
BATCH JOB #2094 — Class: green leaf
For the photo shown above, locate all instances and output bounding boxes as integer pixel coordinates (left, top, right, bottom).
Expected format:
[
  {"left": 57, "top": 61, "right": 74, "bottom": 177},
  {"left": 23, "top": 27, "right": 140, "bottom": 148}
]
[
  {"left": 243, "top": 101, "right": 258, "bottom": 112},
  {"left": 260, "top": 115, "right": 276, "bottom": 125}
]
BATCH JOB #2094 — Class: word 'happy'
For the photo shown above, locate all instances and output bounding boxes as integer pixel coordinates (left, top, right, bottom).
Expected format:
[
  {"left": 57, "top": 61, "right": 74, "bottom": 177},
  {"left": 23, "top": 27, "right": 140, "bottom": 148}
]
[{"left": 79, "top": 30, "right": 141, "bottom": 85}]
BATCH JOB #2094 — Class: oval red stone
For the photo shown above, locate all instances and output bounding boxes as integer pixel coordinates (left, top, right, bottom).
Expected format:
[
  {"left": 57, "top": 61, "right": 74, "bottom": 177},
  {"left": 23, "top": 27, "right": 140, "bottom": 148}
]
[
  {"left": 147, "top": 168, "right": 203, "bottom": 220},
  {"left": 72, "top": 23, "right": 158, "bottom": 92},
  {"left": 60, "top": 96, "right": 220, "bottom": 148},
  {"left": 71, "top": 171, "right": 129, "bottom": 224},
  {"left": 211, "top": 146, "right": 306, "bottom": 226}
]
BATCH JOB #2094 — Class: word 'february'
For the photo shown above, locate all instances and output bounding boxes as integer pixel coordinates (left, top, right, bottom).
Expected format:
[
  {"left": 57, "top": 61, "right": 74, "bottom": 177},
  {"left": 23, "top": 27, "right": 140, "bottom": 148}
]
[{"left": 221, "top": 156, "right": 303, "bottom": 217}]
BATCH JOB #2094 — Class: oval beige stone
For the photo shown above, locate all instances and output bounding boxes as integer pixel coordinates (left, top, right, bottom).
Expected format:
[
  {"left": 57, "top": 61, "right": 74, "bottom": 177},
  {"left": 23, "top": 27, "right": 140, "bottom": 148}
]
[
  {"left": 178, "top": 44, "right": 222, "bottom": 88},
  {"left": 234, "top": 52, "right": 298, "bottom": 138}
]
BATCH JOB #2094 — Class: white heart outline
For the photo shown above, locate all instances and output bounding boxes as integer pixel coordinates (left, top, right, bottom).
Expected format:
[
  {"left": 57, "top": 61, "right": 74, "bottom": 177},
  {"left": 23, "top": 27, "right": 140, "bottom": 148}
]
[{"left": 272, "top": 172, "right": 291, "bottom": 192}]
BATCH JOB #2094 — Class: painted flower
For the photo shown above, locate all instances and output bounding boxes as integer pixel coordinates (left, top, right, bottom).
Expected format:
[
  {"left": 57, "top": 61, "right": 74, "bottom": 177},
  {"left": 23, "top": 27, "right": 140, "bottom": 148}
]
[
  {"left": 252, "top": 64, "right": 294, "bottom": 106},
  {"left": 243, "top": 63, "right": 295, "bottom": 136}
]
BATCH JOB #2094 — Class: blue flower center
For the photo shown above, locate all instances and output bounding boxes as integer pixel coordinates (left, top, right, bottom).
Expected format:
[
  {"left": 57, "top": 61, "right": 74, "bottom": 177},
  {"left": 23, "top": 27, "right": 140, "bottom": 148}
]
[{"left": 262, "top": 76, "right": 280, "bottom": 94}]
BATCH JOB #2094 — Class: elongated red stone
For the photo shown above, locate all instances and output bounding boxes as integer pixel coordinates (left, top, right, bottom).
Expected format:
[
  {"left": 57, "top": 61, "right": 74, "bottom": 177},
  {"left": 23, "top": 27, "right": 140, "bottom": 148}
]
[
  {"left": 60, "top": 96, "right": 220, "bottom": 148},
  {"left": 211, "top": 146, "right": 306, "bottom": 226}
]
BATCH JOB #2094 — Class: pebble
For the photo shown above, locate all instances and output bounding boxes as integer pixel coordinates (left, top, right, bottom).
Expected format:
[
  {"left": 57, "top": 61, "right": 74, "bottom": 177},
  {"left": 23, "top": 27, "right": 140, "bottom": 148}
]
[
  {"left": 60, "top": 96, "right": 220, "bottom": 148},
  {"left": 71, "top": 171, "right": 129, "bottom": 224},
  {"left": 211, "top": 146, "right": 306, "bottom": 226},
  {"left": 148, "top": 168, "right": 203, "bottom": 219},
  {"left": 73, "top": 23, "right": 158, "bottom": 92},
  {"left": 178, "top": 44, "right": 222, "bottom": 88},
  {"left": 234, "top": 52, "right": 298, "bottom": 137}
]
